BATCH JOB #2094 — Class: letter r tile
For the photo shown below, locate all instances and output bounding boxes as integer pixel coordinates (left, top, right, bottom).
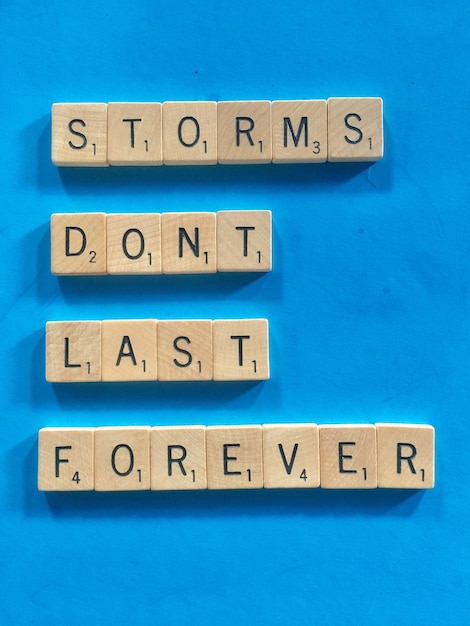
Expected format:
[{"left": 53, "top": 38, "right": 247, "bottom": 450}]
[{"left": 376, "top": 423, "right": 434, "bottom": 488}]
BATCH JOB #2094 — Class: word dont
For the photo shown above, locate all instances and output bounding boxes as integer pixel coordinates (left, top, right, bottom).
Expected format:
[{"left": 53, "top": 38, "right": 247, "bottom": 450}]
[
  {"left": 51, "top": 97, "right": 383, "bottom": 166},
  {"left": 51, "top": 210, "right": 271, "bottom": 275},
  {"left": 38, "top": 423, "right": 434, "bottom": 492}
]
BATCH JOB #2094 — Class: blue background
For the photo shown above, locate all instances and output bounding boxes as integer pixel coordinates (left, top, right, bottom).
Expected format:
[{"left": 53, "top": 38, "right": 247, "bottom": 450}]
[{"left": 1, "top": 1, "right": 469, "bottom": 624}]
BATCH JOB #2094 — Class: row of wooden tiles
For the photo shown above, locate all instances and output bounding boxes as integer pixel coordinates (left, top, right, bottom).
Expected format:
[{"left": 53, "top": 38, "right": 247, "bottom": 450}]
[
  {"left": 51, "top": 210, "right": 271, "bottom": 275},
  {"left": 46, "top": 319, "right": 269, "bottom": 383},
  {"left": 38, "top": 423, "right": 434, "bottom": 492},
  {"left": 52, "top": 97, "right": 383, "bottom": 166}
]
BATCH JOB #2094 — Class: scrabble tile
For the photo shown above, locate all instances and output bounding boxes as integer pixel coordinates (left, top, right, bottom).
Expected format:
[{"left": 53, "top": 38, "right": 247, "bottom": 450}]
[
  {"left": 213, "top": 319, "right": 269, "bottom": 381},
  {"left": 272, "top": 100, "right": 327, "bottom": 163},
  {"left": 376, "top": 423, "right": 434, "bottom": 489},
  {"left": 161, "top": 212, "right": 216, "bottom": 274},
  {"left": 263, "top": 424, "right": 320, "bottom": 488},
  {"left": 319, "top": 425, "right": 377, "bottom": 488},
  {"left": 107, "top": 213, "right": 162, "bottom": 274},
  {"left": 52, "top": 103, "right": 108, "bottom": 166},
  {"left": 46, "top": 321, "right": 102, "bottom": 382},
  {"left": 101, "top": 320, "right": 157, "bottom": 382},
  {"left": 216, "top": 210, "right": 272, "bottom": 272},
  {"left": 327, "top": 97, "right": 383, "bottom": 162},
  {"left": 150, "top": 426, "right": 207, "bottom": 490},
  {"left": 51, "top": 212, "right": 107, "bottom": 275},
  {"left": 107, "top": 102, "right": 162, "bottom": 165},
  {"left": 206, "top": 425, "right": 263, "bottom": 489},
  {"left": 157, "top": 320, "right": 213, "bottom": 381},
  {"left": 163, "top": 101, "right": 217, "bottom": 165},
  {"left": 38, "top": 428, "right": 94, "bottom": 491},
  {"left": 95, "top": 427, "right": 150, "bottom": 491},
  {"left": 217, "top": 101, "right": 272, "bottom": 164}
]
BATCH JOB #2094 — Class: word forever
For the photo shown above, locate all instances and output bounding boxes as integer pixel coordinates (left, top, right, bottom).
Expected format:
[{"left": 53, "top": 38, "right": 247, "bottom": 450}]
[
  {"left": 51, "top": 98, "right": 383, "bottom": 166},
  {"left": 46, "top": 319, "right": 270, "bottom": 382},
  {"left": 38, "top": 423, "right": 435, "bottom": 492}
]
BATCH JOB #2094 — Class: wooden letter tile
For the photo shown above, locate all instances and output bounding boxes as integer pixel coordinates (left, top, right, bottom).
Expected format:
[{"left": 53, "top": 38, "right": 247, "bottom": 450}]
[
  {"left": 272, "top": 100, "right": 327, "bottom": 163},
  {"left": 327, "top": 97, "right": 383, "bottom": 162},
  {"left": 217, "top": 101, "right": 272, "bottom": 164},
  {"left": 161, "top": 212, "right": 216, "bottom": 273},
  {"left": 213, "top": 319, "right": 269, "bottom": 381},
  {"left": 151, "top": 426, "right": 207, "bottom": 490},
  {"left": 216, "top": 210, "right": 272, "bottom": 272},
  {"left": 52, "top": 103, "right": 108, "bottom": 166},
  {"left": 38, "top": 428, "right": 94, "bottom": 491},
  {"left": 107, "top": 213, "right": 162, "bottom": 274},
  {"left": 51, "top": 212, "right": 107, "bottom": 275},
  {"left": 157, "top": 320, "right": 212, "bottom": 381},
  {"left": 319, "top": 425, "right": 377, "bottom": 488},
  {"left": 101, "top": 320, "right": 157, "bottom": 382},
  {"left": 107, "top": 102, "right": 162, "bottom": 165},
  {"left": 95, "top": 427, "right": 150, "bottom": 491},
  {"left": 263, "top": 424, "right": 319, "bottom": 488},
  {"left": 376, "top": 423, "right": 434, "bottom": 489},
  {"left": 206, "top": 425, "right": 263, "bottom": 489},
  {"left": 46, "top": 321, "right": 102, "bottom": 382},
  {"left": 163, "top": 102, "right": 217, "bottom": 165}
]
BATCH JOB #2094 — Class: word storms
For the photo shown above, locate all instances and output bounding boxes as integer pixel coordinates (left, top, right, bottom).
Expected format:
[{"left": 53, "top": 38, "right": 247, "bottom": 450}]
[
  {"left": 51, "top": 97, "right": 383, "bottom": 166},
  {"left": 38, "top": 423, "right": 435, "bottom": 492},
  {"left": 51, "top": 210, "right": 271, "bottom": 276},
  {"left": 46, "top": 319, "right": 270, "bottom": 383}
]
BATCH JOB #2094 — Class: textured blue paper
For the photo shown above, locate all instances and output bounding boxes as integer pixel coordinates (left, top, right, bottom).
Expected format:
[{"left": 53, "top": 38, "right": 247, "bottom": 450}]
[{"left": 1, "top": 1, "right": 469, "bottom": 624}]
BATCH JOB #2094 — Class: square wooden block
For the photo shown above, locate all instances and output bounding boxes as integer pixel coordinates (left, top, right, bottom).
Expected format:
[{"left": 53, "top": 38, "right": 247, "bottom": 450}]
[
  {"left": 101, "top": 319, "right": 157, "bottom": 382},
  {"left": 95, "top": 427, "right": 150, "bottom": 491},
  {"left": 46, "top": 321, "right": 102, "bottom": 382},
  {"left": 150, "top": 426, "right": 207, "bottom": 490},
  {"left": 161, "top": 212, "right": 216, "bottom": 273},
  {"left": 52, "top": 103, "right": 108, "bottom": 166},
  {"left": 107, "top": 102, "right": 162, "bottom": 165},
  {"left": 107, "top": 213, "right": 162, "bottom": 274},
  {"left": 206, "top": 425, "right": 263, "bottom": 489},
  {"left": 213, "top": 319, "right": 269, "bottom": 381},
  {"left": 217, "top": 210, "right": 272, "bottom": 272},
  {"left": 319, "top": 425, "right": 377, "bottom": 488},
  {"left": 263, "top": 424, "right": 319, "bottom": 488},
  {"left": 51, "top": 212, "right": 107, "bottom": 275},
  {"left": 272, "top": 100, "right": 327, "bottom": 163},
  {"left": 157, "top": 320, "right": 212, "bottom": 381},
  {"left": 376, "top": 423, "right": 435, "bottom": 489},
  {"left": 38, "top": 428, "right": 94, "bottom": 491},
  {"left": 163, "top": 101, "right": 217, "bottom": 165},
  {"left": 327, "top": 97, "right": 383, "bottom": 162},
  {"left": 218, "top": 101, "right": 272, "bottom": 164}
]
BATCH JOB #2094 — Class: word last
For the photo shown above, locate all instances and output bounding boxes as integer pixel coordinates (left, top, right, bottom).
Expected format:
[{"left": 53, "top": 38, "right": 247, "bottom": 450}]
[{"left": 46, "top": 319, "right": 269, "bottom": 382}]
